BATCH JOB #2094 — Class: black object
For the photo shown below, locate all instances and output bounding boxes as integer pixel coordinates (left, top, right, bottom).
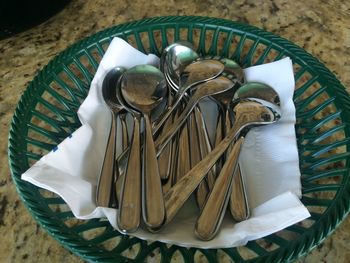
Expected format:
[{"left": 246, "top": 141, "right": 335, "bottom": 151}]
[{"left": 0, "top": 0, "right": 70, "bottom": 39}]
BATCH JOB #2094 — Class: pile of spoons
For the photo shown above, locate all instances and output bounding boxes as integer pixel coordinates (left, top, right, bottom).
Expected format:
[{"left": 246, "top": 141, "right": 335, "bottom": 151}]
[{"left": 96, "top": 42, "right": 282, "bottom": 240}]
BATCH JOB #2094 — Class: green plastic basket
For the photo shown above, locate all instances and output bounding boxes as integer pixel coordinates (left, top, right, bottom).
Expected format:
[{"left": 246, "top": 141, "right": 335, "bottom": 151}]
[{"left": 8, "top": 16, "right": 350, "bottom": 262}]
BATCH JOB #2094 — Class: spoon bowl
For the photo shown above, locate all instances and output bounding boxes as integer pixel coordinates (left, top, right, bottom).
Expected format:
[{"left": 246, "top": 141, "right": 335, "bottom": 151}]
[
  {"left": 121, "top": 65, "right": 167, "bottom": 113},
  {"left": 161, "top": 41, "right": 199, "bottom": 88},
  {"left": 102, "top": 67, "right": 126, "bottom": 109},
  {"left": 234, "top": 82, "right": 281, "bottom": 106},
  {"left": 220, "top": 58, "right": 245, "bottom": 85}
]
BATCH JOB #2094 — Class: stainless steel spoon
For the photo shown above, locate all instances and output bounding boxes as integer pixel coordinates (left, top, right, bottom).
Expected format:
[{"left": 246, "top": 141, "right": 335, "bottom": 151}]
[
  {"left": 163, "top": 98, "right": 281, "bottom": 226},
  {"left": 195, "top": 136, "right": 244, "bottom": 240},
  {"left": 212, "top": 58, "right": 244, "bottom": 169},
  {"left": 195, "top": 99, "right": 281, "bottom": 241},
  {"left": 115, "top": 79, "right": 142, "bottom": 233},
  {"left": 228, "top": 82, "right": 281, "bottom": 222},
  {"left": 208, "top": 59, "right": 246, "bottom": 219},
  {"left": 119, "top": 65, "right": 168, "bottom": 231},
  {"left": 212, "top": 58, "right": 244, "bottom": 142},
  {"left": 158, "top": 42, "right": 199, "bottom": 181},
  {"left": 96, "top": 67, "right": 126, "bottom": 208},
  {"left": 191, "top": 58, "right": 244, "bottom": 210},
  {"left": 161, "top": 44, "right": 216, "bottom": 207}
]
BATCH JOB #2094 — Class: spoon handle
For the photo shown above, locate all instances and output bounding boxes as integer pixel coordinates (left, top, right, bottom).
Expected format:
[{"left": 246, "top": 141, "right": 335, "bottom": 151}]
[
  {"left": 117, "top": 115, "right": 141, "bottom": 233},
  {"left": 195, "top": 106, "right": 217, "bottom": 201},
  {"left": 142, "top": 114, "right": 166, "bottom": 230},
  {"left": 188, "top": 110, "right": 208, "bottom": 209},
  {"left": 214, "top": 108, "right": 225, "bottom": 174},
  {"left": 157, "top": 95, "right": 174, "bottom": 181},
  {"left": 155, "top": 94, "right": 199, "bottom": 155},
  {"left": 115, "top": 98, "right": 186, "bottom": 194},
  {"left": 161, "top": 108, "right": 181, "bottom": 193},
  {"left": 112, "top": 113, "right": 129, "bottom": 208},
  {"left": 96, "top": 111, "right": 117, "bottom": 207},
  {"left": 229, "top": 163, "right": 250, "bottom": 221},
  {"left": 227, "top": 107, "right": 249, "bottom": 221},
  {"left": 120, "top": 113, "right": 129, "bottom": 151},
  {"left": 158, "top": 133, "right": 173, "bottom": 180},
  {"left": 162, "top": 134, "right": 179, "bottom": 193},
  {"left": 195, "top": 137, "right": 244, "bottom": 240},
  {"left": 164, "top": 120, "right": 242, "bottom": 224},
  {"left": 153, "top": 91, "right": 184, "bottom": 134},
  {"left": 174, "top": 115, "right": 191, "bottom": 183}
]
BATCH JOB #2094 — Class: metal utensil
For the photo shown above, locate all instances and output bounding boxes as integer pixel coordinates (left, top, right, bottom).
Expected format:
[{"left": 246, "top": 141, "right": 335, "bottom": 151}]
[
  {"left": 156, "top": 94, "right": 175, "bottom": 181},
  {"left": 162, "top": 45, "right": 216, "bottom": 207},
  {"left": 115, "top": 80, "right": 142, "bottom": 233},
  {"left": 119, "top": 65, "right": 168, "bottom": 230},
  {"left": 161, "top": 108, "right": 182, "bottom": 193},
  {"left": 212, "top": 59, "right": 244, "bottom": 171},
  {"left": 163, "top": 98, "right": 281, "bottom": 226},
  {"left": 195, "top": 98, "right": 281, "bottom": 241},
  {"left": 158, "top": 42, "right": 199, "bottom": 181},
  {"left": 96, "top": 67, "right": 126, "bottom": 208},
  {"left": 228, "top": 82, "right": 281, "bottom": 222},
  {"left": 192, "top": 58, "right": 244, "bottom": 210},
  {"left": 195, "top": 136, "right": 244, "bottom": 240},
  {"left": 189, "top": 107, "right": 211, "bottom": 209},
  {"left": 208, "top": 59, "right": 246, "bottom": 220}
]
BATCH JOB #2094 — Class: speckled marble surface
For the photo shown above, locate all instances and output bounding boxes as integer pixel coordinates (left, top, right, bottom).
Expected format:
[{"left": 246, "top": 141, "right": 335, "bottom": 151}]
[{"left": 1, "top": 0, "right": 350, "bottom": 262}]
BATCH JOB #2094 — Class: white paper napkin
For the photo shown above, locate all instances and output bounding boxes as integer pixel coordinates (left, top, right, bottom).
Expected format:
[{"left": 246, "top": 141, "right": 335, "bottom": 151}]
[{"left": 22, "top": 37, "right": 310, "bottom": 248}]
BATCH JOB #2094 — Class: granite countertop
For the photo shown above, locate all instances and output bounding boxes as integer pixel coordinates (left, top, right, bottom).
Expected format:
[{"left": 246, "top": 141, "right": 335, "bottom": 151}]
[{"left": 1, "top": 0, "right": 349, "bottom": 262}]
